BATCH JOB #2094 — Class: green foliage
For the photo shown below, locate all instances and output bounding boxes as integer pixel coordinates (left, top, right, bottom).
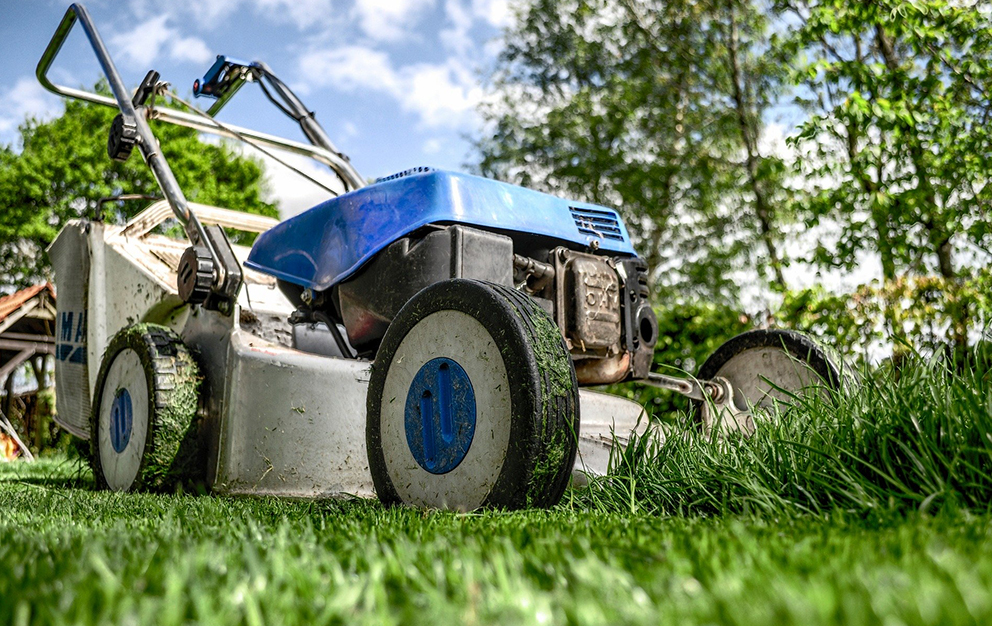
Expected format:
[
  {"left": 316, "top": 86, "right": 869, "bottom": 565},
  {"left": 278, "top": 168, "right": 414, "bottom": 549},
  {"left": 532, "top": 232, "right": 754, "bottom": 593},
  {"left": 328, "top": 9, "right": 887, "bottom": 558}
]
[
  {"left": 607, "top": 301, "right": 752, "bottom": 420},
  {"left": 476, "top": 0, "right": 793, "bottom": 301},
  {"left": 775, "top": 285, "right": 881, "bottom": 359},
  {"left": 5, "top": 420, "right": 992, "bottom": 623},
  {"left": 4, "top": 358, "right": 992, "bottom": 623},
  {"left": 0, "top": 89, "right": 277, "bottom": 290},
  {"left": 776, "top": 270, "right": 992, "bottom": 360},
  {"left": 778, "top": 0, "right": 992, "bottom": 350},
  {"left": 481, "top": 0, "right": 992, "bottom": 357}
]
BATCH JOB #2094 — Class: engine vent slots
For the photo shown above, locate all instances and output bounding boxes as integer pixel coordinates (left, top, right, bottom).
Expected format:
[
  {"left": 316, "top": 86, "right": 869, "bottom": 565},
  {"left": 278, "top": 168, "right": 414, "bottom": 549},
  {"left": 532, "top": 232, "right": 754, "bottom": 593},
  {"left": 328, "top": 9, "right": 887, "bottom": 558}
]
[
  {"left": 569, "top": 206, "right": 625, "bottom": 243},
  {"left": 375, "top": 166, "right": 436, "bottom": 184}
]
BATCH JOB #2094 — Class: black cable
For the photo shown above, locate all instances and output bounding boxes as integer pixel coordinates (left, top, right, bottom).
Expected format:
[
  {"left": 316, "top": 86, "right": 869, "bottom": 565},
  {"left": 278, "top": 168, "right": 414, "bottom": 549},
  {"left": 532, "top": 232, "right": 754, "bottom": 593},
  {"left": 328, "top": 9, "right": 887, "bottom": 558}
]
[
  {"left": 257, "top": 75, "right": 300, "bottom": 121},
  {"left": 263, "top": 70, "right": 310, "bottom": 115},
  {"left": 164, "top": 90, "right": 341, "bottom": 197},
  {"left": 312, "top": 310, "right": 356, "bottom": 359}
]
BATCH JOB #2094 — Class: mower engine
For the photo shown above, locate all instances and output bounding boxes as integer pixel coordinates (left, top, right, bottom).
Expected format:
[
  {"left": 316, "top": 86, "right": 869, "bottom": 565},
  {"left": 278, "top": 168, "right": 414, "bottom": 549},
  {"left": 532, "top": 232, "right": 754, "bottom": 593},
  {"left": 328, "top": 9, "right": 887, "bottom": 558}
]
[
  {"left": 527, "top": 247, "right": 655, "bottom": 384},
  {"left": 188, "top": 56, "right": 659, "bottom": 384},
  {"left": 250, "top": 168, "right": 658, "bottom": 385}
]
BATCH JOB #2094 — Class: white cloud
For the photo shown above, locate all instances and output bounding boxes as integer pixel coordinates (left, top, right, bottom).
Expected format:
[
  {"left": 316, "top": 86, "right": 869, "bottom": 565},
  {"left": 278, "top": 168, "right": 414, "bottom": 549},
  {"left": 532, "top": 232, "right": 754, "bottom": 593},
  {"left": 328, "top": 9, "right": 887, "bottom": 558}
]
[
  {"left": 129, "top": 0, "right": 445, "bottom": 35},
  {"left": 423, "top": 138, "right": 443, "bottom": 154},
  {"left": 171, "top": 36, "right": 214, "bottom": 64},
  {"left": 352, "top": 0, "right": 437, "bottom": 42},
  {"left": 402, "top": 62, "right": 483, "bottom": 127},
  {"left": 299, "top": 46, "right": 398, "bottom": 92},
  {"left": 110, "top": 16, "right": 213, "bottom": 68},
  {"left": 440, "top": 0, "right": 475, "bottom": 55},
  {"left": 111, "top": 15, "right": 172, "bottom": 67},
  {"left": 253, "top": 0, "right": 338, "bottom": 30},
  {"left": 251, "top": 148, "right": 347, "bottom": 218},
  {"left": 470, "top": 0, "right": 512, "bottom": 27},
  {"left": 441, "top": 0, "right": 513, "bottom": 54},
  {"left": 127, "top": 0, "right": 237, "bottom": 24},
  {"left": 299, "top": 46, "right": 483, "bottom": 129},
  {"left": 191, "top": 0, "right": 239, "bottom": 22},
  {"left": 0, "top": 77, "right": 61, "bottom": 143},
  {"left": 129, "top": 0, "right": 345, "bottom": 31}
]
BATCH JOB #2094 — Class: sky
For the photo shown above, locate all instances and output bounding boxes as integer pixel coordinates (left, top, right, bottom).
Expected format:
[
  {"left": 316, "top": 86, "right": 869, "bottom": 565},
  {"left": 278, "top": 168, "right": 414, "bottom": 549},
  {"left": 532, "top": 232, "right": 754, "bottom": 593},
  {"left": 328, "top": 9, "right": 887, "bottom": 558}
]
[
  {"left": 0, "top": 0, "right": 883, "bottom": 296},
  {"left": 0, "top": 0, "right": 512, "bottom": 215}
]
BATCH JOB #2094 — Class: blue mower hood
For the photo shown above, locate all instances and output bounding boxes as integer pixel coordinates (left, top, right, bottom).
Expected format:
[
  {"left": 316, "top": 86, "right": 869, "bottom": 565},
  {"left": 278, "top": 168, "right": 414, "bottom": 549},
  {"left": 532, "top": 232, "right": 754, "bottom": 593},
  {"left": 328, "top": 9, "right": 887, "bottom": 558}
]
[{"left": 246, "top": 169, "right": 636, "bottom": 291}]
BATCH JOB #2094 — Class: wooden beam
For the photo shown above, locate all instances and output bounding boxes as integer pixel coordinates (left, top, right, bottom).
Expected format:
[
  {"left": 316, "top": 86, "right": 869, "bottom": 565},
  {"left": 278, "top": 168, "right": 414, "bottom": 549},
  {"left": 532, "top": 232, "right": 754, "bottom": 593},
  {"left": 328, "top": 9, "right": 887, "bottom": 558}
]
[
  {"left": 0, "top": 299, "right": 39, "bottom": 335},
  {"left": 0, "top": 339, "right": 55, "bottom": 355},
  {"left": 0, "top": 348, "right": 33, "bottom": 387},
  {"left": 26, "top": 303, "right": 56, "bottom": 321},
  {"left": 0, "top": 332, "right": 54, "bottom": 343}
]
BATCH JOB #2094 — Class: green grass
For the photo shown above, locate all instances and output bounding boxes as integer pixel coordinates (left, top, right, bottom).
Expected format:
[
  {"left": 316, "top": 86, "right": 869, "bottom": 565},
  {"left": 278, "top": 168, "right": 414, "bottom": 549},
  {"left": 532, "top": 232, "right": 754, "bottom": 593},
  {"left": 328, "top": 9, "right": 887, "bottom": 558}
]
[
  {"left": 2, "top": 356, "right": 992, "bottom": 625},
  {"left": 582, "top": 356, "right": 992, "bottom": 518}
]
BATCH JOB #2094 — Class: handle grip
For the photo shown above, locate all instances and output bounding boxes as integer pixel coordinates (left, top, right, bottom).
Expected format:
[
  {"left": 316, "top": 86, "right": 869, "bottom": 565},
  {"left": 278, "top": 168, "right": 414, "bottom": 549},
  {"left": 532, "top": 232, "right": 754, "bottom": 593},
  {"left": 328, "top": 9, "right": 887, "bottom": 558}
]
[{"left": 35, "top": 3, "right": 233, "bottom": 298}]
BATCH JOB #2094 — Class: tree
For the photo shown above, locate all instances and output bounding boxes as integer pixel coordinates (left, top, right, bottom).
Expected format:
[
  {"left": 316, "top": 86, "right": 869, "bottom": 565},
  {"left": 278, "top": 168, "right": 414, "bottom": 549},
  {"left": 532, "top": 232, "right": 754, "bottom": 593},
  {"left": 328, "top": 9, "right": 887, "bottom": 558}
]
[
  {"left": 0, "top": 89, "right": 277, "bottom": 290},
  {"left": 778, "top": 0, "right": 992, "bottom": 354},
  {"left": 480, "top": 0, "right": 992, "bottom": 363},
  {"left": 476, "top": 0, "right": 793, "bottom": 302}
]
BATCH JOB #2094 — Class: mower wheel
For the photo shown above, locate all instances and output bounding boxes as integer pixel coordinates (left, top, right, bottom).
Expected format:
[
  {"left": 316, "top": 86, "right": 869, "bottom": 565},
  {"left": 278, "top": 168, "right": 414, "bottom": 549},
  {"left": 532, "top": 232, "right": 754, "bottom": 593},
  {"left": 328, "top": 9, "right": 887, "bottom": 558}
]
[
  {"left": 90, "top": 324, "right": 202, "bottom": 491},
  {"left": 694, "top": 329, "right": 841, "bottom": 434},
  {"left": 367, "top": 279, "right": 579, "bottom": 511}
]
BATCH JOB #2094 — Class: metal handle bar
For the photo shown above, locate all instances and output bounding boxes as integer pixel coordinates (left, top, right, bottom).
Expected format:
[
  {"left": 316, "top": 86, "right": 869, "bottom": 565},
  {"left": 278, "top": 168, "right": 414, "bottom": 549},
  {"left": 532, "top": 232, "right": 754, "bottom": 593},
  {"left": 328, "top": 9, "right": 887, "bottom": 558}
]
[
  {"left": 250, "top": 60, "right": 364, "bottom": 190},
  {"left": 149, "top": 106, "right": 365, "bottom": 191},
  {"left": 36, "top": 3, "right": 216, "bottom": 263},
  {"left": 36, "top": 4, "right": 364, "bottom": 193}
]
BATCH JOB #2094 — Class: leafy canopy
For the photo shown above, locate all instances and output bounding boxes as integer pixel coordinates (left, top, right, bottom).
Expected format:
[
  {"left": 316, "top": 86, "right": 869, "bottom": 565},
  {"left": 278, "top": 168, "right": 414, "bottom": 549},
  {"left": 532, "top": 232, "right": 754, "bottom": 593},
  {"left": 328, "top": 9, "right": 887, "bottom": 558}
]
[
  {"left": 476, "top": 0, "right": 793, "bottom": 302},
  {"left": 777, "top": 0, "right": 992, "bottom": 355},
  {"left": 0, "top": 88, "right": 277, "bottom": 290}
]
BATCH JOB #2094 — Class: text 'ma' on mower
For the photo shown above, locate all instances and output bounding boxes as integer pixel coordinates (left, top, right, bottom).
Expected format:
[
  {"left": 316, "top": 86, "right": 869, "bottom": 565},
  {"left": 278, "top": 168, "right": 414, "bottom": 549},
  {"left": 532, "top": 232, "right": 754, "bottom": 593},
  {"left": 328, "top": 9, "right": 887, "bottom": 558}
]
[{"left": 38, "top": 4, "right": 842, "bottom": 510}]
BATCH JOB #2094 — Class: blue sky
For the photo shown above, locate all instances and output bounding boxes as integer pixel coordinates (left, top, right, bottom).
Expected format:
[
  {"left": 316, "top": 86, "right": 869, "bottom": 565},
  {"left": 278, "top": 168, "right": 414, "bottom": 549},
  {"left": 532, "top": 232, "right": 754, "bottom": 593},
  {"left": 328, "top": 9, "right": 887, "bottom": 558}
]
[{"left": 0, "top": 0, "right": 511, "bottom": 215}]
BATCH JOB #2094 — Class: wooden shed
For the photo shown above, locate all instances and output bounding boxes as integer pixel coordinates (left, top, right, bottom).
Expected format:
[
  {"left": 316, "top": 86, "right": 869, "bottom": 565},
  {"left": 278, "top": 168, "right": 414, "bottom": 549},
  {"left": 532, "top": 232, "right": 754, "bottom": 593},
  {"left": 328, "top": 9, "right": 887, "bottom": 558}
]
[{"left": 0, "top": 283, "right": 56, "bottom": 458}]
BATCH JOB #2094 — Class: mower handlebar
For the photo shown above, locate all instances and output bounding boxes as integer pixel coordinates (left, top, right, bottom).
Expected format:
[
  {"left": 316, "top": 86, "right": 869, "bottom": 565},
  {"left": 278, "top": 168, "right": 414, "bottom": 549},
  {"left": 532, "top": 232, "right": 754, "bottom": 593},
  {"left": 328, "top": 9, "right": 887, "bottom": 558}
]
[
  {"left": 36, "top": 4, "right": 364, "bottom": 193},
  {"left": 36, "top": 3, "right": 233, "bottom": 297},
  {"left": 38, "top": 4, "right": 199, "bottom": 229}
]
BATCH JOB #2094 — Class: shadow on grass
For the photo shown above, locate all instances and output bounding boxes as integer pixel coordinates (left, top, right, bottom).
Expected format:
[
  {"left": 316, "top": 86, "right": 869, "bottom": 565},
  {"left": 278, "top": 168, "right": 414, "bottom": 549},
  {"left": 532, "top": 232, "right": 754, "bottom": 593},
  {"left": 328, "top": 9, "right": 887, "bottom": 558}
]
[{"left": 0, "top": 456, "right": 94, "bottom": 490}]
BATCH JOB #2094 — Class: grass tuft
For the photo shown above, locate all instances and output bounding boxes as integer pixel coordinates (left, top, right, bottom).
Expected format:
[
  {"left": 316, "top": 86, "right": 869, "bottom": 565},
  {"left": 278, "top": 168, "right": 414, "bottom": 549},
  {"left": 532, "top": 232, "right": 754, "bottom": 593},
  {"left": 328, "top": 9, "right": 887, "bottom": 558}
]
[{"left": 581, "top": 355, "right": 992, "bottom": 517}]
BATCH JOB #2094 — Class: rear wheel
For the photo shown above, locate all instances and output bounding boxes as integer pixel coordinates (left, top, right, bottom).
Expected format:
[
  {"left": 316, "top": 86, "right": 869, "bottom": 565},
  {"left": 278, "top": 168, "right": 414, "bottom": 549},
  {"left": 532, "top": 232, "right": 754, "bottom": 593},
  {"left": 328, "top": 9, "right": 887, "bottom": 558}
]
[
  {"left": 695, "top": 329, "right": 841, "bottom": 434},
  {"left": 367, "top": 279, "right": 579, "bottom": 510},
  {"left": 90, "top": 325, "right": 202, "bottom": 491}
]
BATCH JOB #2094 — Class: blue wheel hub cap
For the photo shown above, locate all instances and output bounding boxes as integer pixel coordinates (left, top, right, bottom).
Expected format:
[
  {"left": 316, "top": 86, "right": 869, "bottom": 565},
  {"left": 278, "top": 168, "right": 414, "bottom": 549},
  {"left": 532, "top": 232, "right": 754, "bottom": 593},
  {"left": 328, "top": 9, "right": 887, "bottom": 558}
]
[
  {"left": 109, "top": 388, "right": 133, "bottom": 453},
  {"left": 405, "top": 357, "right": 476, "bottom": 474}
]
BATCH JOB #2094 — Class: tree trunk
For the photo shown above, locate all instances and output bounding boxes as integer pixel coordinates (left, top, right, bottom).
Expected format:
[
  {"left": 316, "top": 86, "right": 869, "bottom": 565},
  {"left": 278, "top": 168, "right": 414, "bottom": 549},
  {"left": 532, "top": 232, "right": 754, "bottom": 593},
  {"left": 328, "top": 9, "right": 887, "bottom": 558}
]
[
  {"left": 726, "top": 1, "right": 787, "bottom": 291},
  {"left": 875, "top": 23, "right": 967, "bottom": 354},
  {"left": 31, "top": 355, "right": 48, "bottom": 450},
  {"left": 31, "top": 355, "right": 46, "bottom": 390}
]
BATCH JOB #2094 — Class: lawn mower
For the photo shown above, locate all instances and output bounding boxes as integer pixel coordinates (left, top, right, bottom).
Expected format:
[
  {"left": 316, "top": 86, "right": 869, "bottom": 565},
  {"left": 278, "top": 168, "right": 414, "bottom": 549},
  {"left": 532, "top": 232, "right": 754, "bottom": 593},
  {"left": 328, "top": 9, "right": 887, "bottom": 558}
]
[{"left": 37, "top": 4, "right": 841, "bottom": 510}]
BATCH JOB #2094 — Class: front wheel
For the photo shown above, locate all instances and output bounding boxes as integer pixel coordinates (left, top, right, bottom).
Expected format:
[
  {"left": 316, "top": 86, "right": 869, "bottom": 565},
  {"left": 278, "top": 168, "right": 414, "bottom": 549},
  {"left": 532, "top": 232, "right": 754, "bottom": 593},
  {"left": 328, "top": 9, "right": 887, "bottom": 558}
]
[
  {"left": 366, "top": 279, "right": 579, "bottom": 511},
  {"left": 90, "top": 324, "right": 203, "bottom": 491}
]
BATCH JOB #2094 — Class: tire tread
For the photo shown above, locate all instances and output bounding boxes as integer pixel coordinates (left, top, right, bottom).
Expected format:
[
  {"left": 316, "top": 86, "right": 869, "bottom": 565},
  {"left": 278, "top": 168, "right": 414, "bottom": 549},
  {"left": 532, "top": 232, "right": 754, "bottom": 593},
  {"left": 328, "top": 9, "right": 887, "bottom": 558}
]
[{"left": 89, "top": 324, "right": 202, "bottom": 492}]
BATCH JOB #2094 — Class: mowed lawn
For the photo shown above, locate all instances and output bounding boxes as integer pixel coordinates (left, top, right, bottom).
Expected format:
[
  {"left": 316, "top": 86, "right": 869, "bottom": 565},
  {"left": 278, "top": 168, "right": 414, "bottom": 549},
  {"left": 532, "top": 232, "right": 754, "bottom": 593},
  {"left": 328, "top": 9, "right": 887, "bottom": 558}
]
[
  {"left": 3, "top": 359, "right": 992, "bottom": 625},
  {"left": 0, "top": 455, "right": 991, "bottom": 626}
]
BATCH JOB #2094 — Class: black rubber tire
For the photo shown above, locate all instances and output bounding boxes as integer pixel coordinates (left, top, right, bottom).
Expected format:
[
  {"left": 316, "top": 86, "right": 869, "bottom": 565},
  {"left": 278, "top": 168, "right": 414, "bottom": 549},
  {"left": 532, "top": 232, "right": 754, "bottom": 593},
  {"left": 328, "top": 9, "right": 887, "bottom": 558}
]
[
  {"left": 367, "top": 279, "right": 579, "bottom": 510},
  {"left": 90, "top": 324, "right": 203, "bottom": 492},
  {"left": 694, "top": 329, "right": 841, "bottom": 418}
]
